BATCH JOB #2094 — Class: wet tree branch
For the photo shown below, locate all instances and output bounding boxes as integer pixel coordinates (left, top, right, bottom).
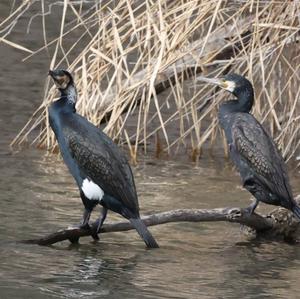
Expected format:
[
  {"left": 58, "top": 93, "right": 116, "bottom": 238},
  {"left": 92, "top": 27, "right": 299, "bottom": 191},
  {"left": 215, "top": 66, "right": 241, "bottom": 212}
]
[{"left": 23, "top": 206, "right": 288, "bottom": 246}]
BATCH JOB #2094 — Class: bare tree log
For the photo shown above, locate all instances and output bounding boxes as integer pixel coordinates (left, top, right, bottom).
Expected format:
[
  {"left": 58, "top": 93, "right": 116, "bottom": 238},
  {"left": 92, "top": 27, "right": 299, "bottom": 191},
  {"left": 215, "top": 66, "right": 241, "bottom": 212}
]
[{"left": 23, "top": 206, "right": 292, "bottom": 246}]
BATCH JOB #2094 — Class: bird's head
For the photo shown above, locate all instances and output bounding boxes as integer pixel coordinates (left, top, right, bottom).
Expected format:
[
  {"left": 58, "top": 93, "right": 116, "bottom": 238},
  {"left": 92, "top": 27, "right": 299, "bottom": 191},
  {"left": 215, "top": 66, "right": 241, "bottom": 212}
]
[
  {"left": 196, "top": 73, "right": 253, "bottom": 98},
  {"left": 48, "top": 69, "right": 74, "bottom": 90}
]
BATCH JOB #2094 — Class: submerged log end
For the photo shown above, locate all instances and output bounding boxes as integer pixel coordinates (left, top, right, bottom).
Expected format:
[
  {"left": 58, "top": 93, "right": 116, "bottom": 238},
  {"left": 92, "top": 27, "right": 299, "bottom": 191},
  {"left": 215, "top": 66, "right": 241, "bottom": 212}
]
[{"left": 266, "top": 207, "right": 300, "bottom": 241}]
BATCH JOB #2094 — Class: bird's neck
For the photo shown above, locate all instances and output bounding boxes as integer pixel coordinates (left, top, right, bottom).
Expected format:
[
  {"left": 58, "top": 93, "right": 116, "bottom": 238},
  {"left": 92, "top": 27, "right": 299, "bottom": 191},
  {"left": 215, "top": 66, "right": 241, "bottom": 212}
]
[
  {"left": 221, "top": 89, "right": 254, "bottom": 114},
  {"left": 59, "top": 84, "right": 77, "bottom": 105}
]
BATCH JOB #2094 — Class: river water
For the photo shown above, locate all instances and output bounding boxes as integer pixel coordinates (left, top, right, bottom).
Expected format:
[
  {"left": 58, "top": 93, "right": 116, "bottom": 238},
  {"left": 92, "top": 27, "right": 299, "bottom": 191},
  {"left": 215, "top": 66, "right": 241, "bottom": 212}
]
[{"left": 1, "top": 2, "right": 300, "bottom": 299}]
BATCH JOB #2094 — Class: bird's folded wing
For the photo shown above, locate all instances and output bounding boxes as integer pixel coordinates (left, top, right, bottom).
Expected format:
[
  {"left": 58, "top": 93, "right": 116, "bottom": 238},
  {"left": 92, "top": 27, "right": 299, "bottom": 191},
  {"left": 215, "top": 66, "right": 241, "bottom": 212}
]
[
  {"left": 62, "top": 123, "right": 139, "bottom": 213},
  {"left": 231, "top": 115, "right": 293, "bottom": 201}
]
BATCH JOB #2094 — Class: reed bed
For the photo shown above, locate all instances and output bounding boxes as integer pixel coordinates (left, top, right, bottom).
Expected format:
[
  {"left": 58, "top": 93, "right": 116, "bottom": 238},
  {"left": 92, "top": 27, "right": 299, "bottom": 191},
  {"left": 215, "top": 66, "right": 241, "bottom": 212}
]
[{"left": 5, "top": 0, "right": 300, "bottom": 162}]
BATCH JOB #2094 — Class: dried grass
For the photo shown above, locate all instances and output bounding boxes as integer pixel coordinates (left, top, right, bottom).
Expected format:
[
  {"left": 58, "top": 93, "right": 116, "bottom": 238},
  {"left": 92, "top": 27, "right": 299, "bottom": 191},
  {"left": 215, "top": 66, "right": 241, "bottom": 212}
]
[{"left": 4, "top": 0, "right": 300, "bottom": 162}]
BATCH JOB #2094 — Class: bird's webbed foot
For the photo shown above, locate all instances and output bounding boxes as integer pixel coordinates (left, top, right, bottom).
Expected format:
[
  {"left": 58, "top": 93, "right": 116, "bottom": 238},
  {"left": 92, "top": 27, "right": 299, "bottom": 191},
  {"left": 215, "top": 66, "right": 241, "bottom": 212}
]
[
  {"left": 227, "top": 208, "right": 243, "bottom": 220},
  {"left": 67, "top": 209, "right": 97, "bottom": 241},
  {"left": 66, "top": 222, "right": 91, "bottom": 244},
  {"left": 69, "top": 209, "right": 92, "bottom": 230}
]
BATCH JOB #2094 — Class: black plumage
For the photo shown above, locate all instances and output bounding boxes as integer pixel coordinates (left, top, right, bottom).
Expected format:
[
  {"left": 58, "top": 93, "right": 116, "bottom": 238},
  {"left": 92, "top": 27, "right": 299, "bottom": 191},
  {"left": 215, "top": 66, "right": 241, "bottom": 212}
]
[
  {"left": 48, "top": 69, "right": 158, "bottom": 248},
  {"left": 197, "top": 73, "right": 300, "bottom": 218}
]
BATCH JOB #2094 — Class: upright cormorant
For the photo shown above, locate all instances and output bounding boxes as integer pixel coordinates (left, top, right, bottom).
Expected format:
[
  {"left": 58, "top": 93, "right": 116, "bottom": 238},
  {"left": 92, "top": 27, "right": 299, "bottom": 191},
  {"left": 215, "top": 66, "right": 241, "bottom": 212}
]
[
  {"left": 48, "top": 69, "right": 159, "bottom": 248},
  {"left": 197, "top": 73, "right": 300, "bottom": 219}
]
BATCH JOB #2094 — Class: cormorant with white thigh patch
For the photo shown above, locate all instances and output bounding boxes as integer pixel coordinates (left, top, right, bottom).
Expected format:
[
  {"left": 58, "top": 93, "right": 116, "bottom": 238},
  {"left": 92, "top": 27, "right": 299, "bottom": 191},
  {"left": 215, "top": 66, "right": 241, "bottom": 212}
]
[
  {"left": 197, "top": 73, "right": 300, "bottom": 219},
  {"left": 48, "top": 69, "right": 158, "bottom": 248}
]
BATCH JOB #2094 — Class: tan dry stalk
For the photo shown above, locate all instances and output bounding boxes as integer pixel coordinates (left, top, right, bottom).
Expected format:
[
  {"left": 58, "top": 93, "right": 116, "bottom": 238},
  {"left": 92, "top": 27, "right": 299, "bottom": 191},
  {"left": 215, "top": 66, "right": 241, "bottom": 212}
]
[{"left": 4, "top": 0, "right": 300, "bottom": 161}]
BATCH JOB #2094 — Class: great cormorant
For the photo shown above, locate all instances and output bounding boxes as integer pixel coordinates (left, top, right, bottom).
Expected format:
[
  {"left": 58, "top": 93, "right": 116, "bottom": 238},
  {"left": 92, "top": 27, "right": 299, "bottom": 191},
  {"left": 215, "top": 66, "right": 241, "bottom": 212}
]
[
  {"left": 197, "top": 73, "right": 300, "bottom": 219},
  {"left": 48, "top": 69, "right": 159, "bottom": 248}
]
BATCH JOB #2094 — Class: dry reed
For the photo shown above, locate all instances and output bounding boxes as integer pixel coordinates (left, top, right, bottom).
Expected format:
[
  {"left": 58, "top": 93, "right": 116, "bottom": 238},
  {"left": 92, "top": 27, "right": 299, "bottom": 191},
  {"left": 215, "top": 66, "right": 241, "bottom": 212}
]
[{"left": 4, "top": 0, "right": 300, "bottom": 162}]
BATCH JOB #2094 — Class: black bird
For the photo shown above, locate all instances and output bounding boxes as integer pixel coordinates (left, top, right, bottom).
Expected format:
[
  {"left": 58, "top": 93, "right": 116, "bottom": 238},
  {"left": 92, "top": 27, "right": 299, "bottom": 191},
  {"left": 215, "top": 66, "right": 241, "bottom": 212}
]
[
  {"left": 48, "top": 69, "right": 159, "bottom": 248},
  {"left": 197, "top": 73, "right": 300, "bottom": 219}
]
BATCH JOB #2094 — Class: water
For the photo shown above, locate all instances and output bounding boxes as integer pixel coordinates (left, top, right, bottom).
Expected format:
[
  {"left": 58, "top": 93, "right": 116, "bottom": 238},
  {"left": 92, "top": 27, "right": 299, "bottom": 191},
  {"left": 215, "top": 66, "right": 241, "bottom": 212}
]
[{"left": 1, "top": 2, "right": 300, "bottom": 298}]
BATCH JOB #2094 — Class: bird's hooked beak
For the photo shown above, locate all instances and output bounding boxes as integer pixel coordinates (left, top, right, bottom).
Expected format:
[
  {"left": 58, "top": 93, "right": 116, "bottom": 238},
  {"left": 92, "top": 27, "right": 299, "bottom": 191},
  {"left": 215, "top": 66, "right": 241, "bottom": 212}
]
[
  {"left": 196, "top": 76, "right": 236, "bottom": 92},
  {"left": 48, "top": 69, "right": 60, "bottom": 83},
  {"left": 48, "top": 69, "right": 70, "bottom": 90}
]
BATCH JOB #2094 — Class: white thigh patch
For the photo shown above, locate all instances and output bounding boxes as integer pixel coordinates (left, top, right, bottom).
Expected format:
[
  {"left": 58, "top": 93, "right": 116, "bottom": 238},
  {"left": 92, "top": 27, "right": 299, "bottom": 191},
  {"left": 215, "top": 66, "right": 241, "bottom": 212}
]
[{"left": 81, "top": 178, "right": 104, "bottom": 202}]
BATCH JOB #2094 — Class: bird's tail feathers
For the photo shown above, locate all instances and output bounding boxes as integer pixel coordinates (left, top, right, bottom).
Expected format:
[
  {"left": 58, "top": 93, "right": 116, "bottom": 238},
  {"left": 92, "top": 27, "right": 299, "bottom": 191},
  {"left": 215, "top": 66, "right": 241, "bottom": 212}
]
[
  {"left": 129, "top": 218, "right": 159, "bottom": 248},
  {"left": 292, "top": 204, "right": 300, "bottom": 221}
]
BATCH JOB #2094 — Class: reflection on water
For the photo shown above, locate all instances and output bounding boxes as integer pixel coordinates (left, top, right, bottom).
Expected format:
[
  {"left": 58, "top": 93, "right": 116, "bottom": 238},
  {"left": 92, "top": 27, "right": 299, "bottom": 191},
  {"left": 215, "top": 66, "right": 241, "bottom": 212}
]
[
  {"left": 1, "top": 2, "right": 300, "bottom": 299},
  {"left": 2, "top": 147, "right": 300, "bottom": 299}
]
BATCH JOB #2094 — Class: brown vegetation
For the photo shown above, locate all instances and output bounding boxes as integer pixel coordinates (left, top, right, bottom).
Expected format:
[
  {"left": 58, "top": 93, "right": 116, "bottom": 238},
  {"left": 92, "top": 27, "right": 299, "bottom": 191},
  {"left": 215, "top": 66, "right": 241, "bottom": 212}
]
[{"left": 4, "top": 0, "right": 300, "bottom": 162}]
